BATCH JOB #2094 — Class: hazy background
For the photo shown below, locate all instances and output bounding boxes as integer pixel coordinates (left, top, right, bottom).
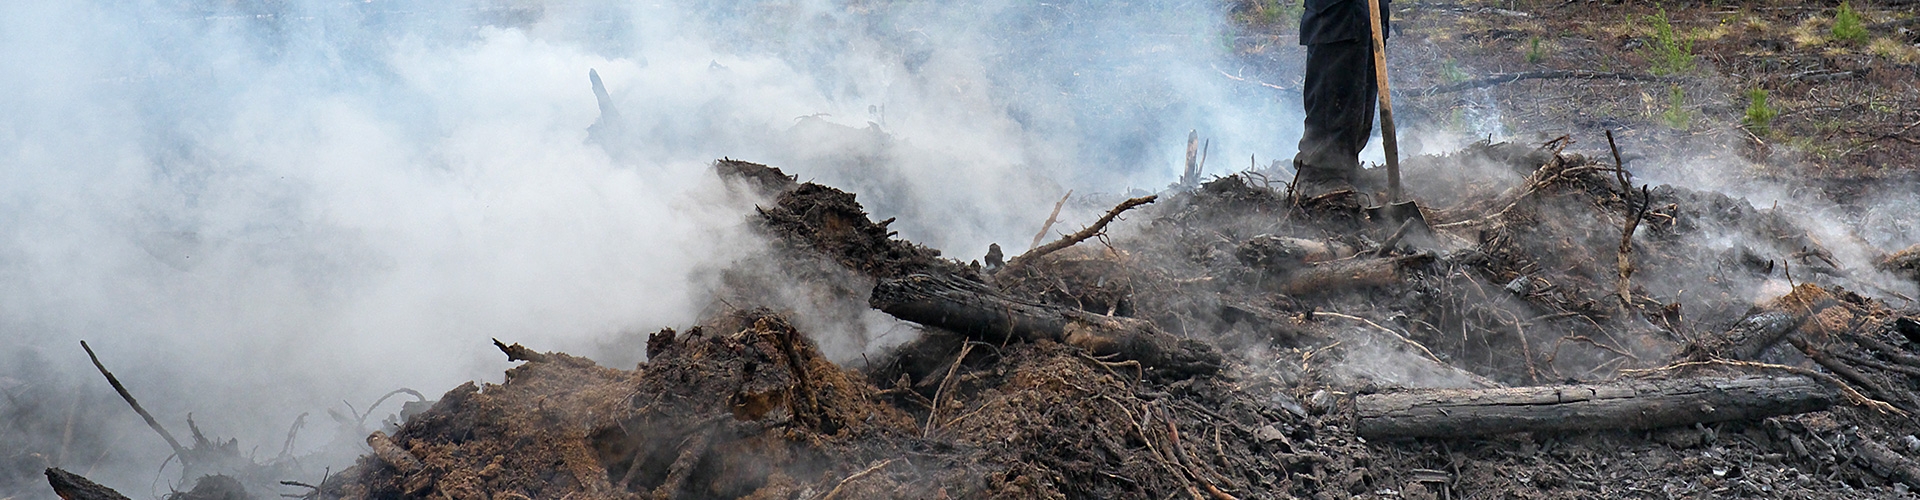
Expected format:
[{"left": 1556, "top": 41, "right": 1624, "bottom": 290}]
[{"left": 0, "top": 0, "right": 1308, "bottom": 496}]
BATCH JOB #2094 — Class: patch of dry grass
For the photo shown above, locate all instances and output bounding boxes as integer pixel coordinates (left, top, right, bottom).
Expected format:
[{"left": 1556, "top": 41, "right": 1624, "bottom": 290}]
[
  {"left": 1869, "top": 37, "right": 1920, "bottom": 64},
  {"left": 1789, "top": 18, "right": 1827, "bottom": 48}
]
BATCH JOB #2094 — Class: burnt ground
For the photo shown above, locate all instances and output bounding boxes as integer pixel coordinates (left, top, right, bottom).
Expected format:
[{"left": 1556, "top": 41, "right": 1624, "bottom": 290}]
[
  {"left": 1226, "top": 0, "right": 1920, "bottom": 197},
  {"left": 255, "top": 145, "right": 1920, "bottom": 499}
]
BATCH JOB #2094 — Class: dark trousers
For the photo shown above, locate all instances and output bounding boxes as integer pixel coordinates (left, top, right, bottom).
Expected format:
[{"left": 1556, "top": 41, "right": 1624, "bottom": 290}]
[{"left": 1294, "top": 39, "right": 1377, "bottom": 182}]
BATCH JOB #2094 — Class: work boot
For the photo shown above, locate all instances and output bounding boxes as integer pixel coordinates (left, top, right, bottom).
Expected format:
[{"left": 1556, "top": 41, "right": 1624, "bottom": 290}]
[{"left": 1289, "top": 160, "right": 1358, "bottom": 203}]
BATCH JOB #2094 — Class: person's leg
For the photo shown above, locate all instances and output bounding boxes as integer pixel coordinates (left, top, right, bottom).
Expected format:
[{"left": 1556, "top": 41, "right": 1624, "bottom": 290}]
[{"left": 1294, "top": 39, "right": 1376, "bottom": 195}]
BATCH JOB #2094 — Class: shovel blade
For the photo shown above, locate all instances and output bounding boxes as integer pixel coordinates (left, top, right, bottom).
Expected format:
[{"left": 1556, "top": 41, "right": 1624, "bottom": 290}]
[{"left": 1366, "top": 200, "right": 1433, "bottom": 251}]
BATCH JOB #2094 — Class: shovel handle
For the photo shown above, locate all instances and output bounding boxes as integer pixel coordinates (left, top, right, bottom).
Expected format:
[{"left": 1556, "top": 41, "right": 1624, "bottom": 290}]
[{"left": 1364, "top": 0, "right": 1402, "bottom": 202}]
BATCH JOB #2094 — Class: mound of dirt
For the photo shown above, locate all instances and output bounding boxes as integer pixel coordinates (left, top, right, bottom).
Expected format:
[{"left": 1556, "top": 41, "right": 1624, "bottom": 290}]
[{"left": 72, "top": 143, "right": 1920, "bottom": 500}]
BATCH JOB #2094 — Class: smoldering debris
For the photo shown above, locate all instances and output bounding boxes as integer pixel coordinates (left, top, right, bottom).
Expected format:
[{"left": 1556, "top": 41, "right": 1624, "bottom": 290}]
[{"left": 46, "top": 144, "right": 1920, "bottom": 499}]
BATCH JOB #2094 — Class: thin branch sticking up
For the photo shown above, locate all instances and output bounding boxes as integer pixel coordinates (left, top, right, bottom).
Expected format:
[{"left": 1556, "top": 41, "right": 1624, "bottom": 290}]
[
  {"left": 1029, "top": 190, "right": 1072, "bottom": 252},
  {"left": 1000, "top": 195, "right": 1156, "bottom": 276},
  {"left": 1617, "top": 186, "right": 1651, "bottom": 315},
  {"left": 81, "top": 341, "right": 192, "bottom": 468},
  {"left": 925, "top": 342, "right": 974, "bottom": 438}
]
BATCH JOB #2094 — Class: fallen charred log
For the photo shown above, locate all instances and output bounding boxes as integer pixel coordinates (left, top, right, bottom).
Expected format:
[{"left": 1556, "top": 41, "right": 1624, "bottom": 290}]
[
  {"left": 1854, "top": 437, "right": 1920, "bottom": 490},
  {"left": 1681, "top": 284, "right": 1843, "bottom": 362},
  {"left": 871, "top": 273, "right": 1221, "bottom": 377},
  {"left": 1274, "top": 254, "right": 1432, "bottom": 296},
  {"left": 1355, "top": 375, "right": 1835, "bottom": 439}
]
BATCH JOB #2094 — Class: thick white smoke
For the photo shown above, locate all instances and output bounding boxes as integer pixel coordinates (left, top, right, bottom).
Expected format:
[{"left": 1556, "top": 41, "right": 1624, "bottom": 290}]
[{"left": 0, "top": 0, "right": 1303, "bottom": 496}]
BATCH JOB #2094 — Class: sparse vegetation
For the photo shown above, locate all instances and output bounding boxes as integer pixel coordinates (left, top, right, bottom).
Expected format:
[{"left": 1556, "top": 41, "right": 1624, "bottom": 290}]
[
  {"left": 1868, "top": 37, "right": 1919, "bottom": 63},
  {"left": 1441, "top": 58, "right": 1469, "bottom": 83},
  {"left": 1744, "top": 88, "right": 1777, "bottom": 136},
  {"left": 1832, "top": 1, "right": 1867, "bottom": 44},
  {"left": 1660, "top": 85, "right": 1690, "bottom": 129},
  {"left": 1644, "top": 7, "right": 1696, "bottom": 75},
  {"left": 1247, "top": 0, "right": 1303, "bottom": 26},
  {"left": 1526, "top": 36, "right": 1548, "bottom": 64}
]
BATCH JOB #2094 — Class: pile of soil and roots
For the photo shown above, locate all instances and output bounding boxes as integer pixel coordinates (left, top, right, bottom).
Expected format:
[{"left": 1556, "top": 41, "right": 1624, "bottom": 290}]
[{"left": 56, "top": 142, "right": 1920, "bottom": 499}]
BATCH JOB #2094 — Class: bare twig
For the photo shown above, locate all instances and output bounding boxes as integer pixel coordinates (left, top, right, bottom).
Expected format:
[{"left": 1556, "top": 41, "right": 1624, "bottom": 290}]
[
  {"left": 1617, "top": 185, "right": 1650, "bottom": 312},
  {"left": 924, "top": 342, "right": 975, "bottom": 438},
  {"left": 1001, "top": 195, "right": 1157, "bottom": 276},
  {"left": 355, "top": 388, "right": 426, "bottom": 429},
  {"left": 278, "top": 413, "right": 308, "bottom": 460},
  {"left": 1166, "top": 419, "right": 1239, "bottom": 500},
  {"left": 1314, "top": 312, "right": 1487, "bottom": 388},
  {"left": 1786, "top": 334, "right": 1914, "bottom": 412},
  {"left": 1029, "top": 190, "right": 1073, "bottom": 251},
  {"left": 815, "top": 459, "right": 899, "bottom": 500},
  {"left": 82, "top": 341, "right": 192, "bottom": 468}
]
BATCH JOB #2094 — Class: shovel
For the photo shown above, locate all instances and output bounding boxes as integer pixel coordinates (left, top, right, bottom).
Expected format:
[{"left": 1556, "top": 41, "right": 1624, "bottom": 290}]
[{"left": 1357, "top": 0, "right": 1431, "bottom": 241}]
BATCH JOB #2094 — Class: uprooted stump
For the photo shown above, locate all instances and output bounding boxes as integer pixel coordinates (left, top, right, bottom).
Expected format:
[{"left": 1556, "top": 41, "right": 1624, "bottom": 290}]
[
  {"left": 871, "top": 273, "right": 1222, "bottom": 377},
  {"left": 1355, "top": 375, "right": 1835, "bottom": 439},
  {"left": 317, "top": 309, "right": 916, "bottom": 500}
]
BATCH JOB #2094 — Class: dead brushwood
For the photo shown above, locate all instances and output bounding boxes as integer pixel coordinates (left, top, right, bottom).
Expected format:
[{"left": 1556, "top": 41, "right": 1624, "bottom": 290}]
[
  {"left": 924, "top": 342, "right": 974, "bottom": 438},
  {"left": 1786, "top": 334, "right": 1917, "bottom": 412},
  {"left": 1000, "top": 195, "right": 1156, "bottom": 277},
  {"left": 1850, "top": 332, "right": 1920, "bottom": 370},
  {"left": 1029, "top": 190, "right": 1072, "bottom": 252}
]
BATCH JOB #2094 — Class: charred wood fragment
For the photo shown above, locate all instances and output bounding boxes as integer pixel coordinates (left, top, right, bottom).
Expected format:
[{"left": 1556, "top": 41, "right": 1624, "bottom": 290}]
[
  {"left": 45, "top": 468, "right": 131, "bottom": 500},
  {"left": 367, "top": 431, "right": 424, "bottom": 474},
  {"left": 1235, "top": 235, "right": 1356, "bottom": 273},
  {"left": 1854, "top": 437, "right": 1920, "bottom": 490},
  {"left": 493, "top": 339, "right": 550, "bottom": 363},
  {"left": 1273, "top": 254, "right": 1433, "bottom": 296},
  {"left": 871, "top": 273, "right": 1221, "bottom": 377},
  {"left": 1681, "top": 284, "right": 1839, "bottom": 361},
  {"left": 1354, "top": 375, "right": 1834, "bottom": 439}
]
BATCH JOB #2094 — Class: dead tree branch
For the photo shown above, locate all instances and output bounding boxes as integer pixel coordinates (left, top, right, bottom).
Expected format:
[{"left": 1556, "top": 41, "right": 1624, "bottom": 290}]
[
  {"left": 871, "top": 273, "right": 1220, "bottom": 376},
  {"left": 1786, "top": 334, "right": 1916, "bottom": 412},
  {"left": 1000, "top": 195, "right": 1156, "bottom": 276},
  {"left": 81, "top": 341, "right": 192, "bottom": 468},
  {"left": 1029, "top": 190, "right": 1072, "bottom": 251}
]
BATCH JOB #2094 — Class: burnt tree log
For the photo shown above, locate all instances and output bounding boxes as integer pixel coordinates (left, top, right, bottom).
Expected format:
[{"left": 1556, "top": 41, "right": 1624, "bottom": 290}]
[
  {"left": 1854, "top": 437, "right": 1920, "bottom": 490},
  {"left": 871, "top": 273, "right": 1221, "bottom": 377},
  {"left": 1235, "top": 237, "right": 1429, "bottom": 295},
  {"left": 1682, "top": 284, "right": 1841, "bottom": 361},
  {"left": 1355, "top": 375, "right": 1834, "bottom": 439},
  {"left": 1274, "top": 256, "right": 1426, "bottom": 296},
  {"left": 45, "top": 468, "right": 131, "bottom": 500}
]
